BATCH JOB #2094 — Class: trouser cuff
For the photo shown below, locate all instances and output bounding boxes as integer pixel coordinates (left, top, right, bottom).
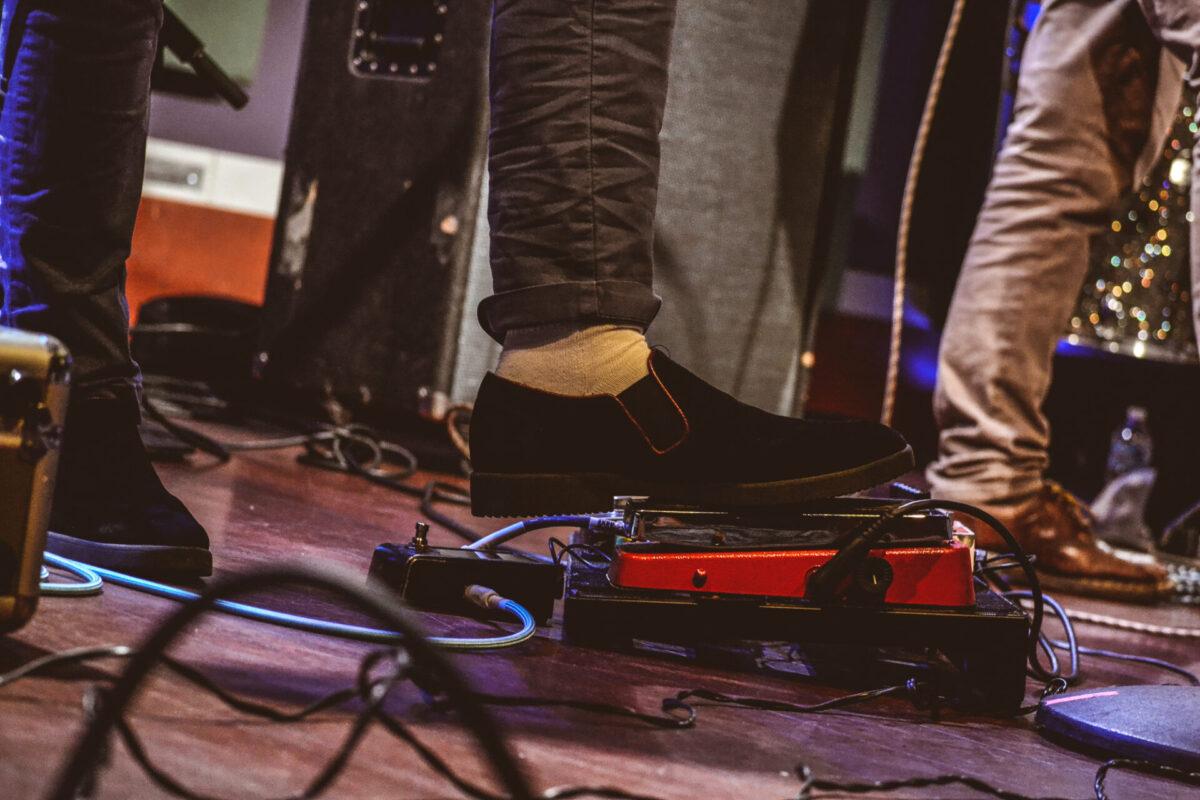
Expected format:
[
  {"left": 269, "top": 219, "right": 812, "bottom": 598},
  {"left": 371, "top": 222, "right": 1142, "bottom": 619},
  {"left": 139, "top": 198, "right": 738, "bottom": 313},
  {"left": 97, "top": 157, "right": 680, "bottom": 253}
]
[
  {"left": 478, "top": 280, "right": 661, "bottom": 344},
  {"left": 924, "top": 466, "right": 1043, "bottom": 516}
]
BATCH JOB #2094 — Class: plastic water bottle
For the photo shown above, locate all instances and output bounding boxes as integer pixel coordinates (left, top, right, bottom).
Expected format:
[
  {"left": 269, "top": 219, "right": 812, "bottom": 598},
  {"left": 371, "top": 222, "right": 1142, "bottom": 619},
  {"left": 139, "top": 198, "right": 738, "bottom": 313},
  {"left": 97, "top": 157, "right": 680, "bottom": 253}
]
[{"left": 1105, "top": 406, "right": 1153, "bottom": 482}]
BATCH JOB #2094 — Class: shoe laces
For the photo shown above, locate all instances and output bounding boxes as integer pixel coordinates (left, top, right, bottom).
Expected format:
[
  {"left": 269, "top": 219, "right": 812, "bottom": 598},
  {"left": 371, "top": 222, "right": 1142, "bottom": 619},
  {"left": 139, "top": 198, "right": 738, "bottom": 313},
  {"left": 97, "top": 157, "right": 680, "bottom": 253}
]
[{"left": 1044, "top": 480, "right": 1096, "bottom": 531}]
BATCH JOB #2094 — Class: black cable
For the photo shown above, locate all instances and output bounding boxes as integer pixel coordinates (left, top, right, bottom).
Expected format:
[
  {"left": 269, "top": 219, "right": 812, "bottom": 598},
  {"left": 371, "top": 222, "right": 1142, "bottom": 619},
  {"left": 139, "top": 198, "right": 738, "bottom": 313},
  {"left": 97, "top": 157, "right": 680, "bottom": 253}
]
[
  {"left": 1005, "top": 590, "right": 1080, "bottom": 685},
  {"left": 114, "top": 716, "right": 223, "bottom": 800},
  {"left": 1, "top": 646, "right": 362, "bottom": 722},
  {"left": 155, "top": 653, "right": 363, "bottom": 722},
  {"left": 143, "top": 395, "right": 232, "bottom": 462},
  {"left": 113, "top": 649, "right": 409, "bottom": 800},
  {"left": 985, "top": 572, "right": 1198, "bottom": 716},
  {"left": 306, "top": 425, "right": 482, "bottom": 542},
  {"left": 33, "top": 641, "right": 1199, "bottom": 800},
  {"left": 0, "top": 645, "right": 132, "bottom": 688},
  {"left": 373, "top": 710, "right": 505, "bottom": 800},
  {"left": 816, "top": 498, "right": 1051, "bottom": 682},
  {"left": 982, "top": 564, "right": 1050, "bottom": 682},
  {"left": 1016, "top": 677, "right": 1070, "bottom": 715},
  {"left": 547, "top": 538, "right": 612, "bottom": 568},
  {"left": 977, "top": 551, "right": 1038, "bottom": 575},
  {"left": 668, "top": 683, "right": 912, "bottom": 717},
  {"left": 409, "top": 684, "right": 914, "bottom": 799},
  {"left": 977, "top": 560, "right": 1030, "bottom": 575},
  {"left": 6, "top": 646, "right": 402, "bottom": 800},
  {"left": 300, "top": 423, "right": 419, "bottom": 483},
  {"left": 1067, "top": 644, "right": 1200, "bottom": 686},
  {"left": 10, "top": 642, "right": 678, "bottom": 800},
  {"left": 1000, "top": 587, "right": 1199, "bottom": 686},
  {"left": 1094, "top": 758, "right": 1200, "bottom": 800},
  {"left": 7, "top": 644, "right": 690, "bottom": 795},
  {"left": 133, "top": 660, "right": 518, "bottom": 800},
  {"left": 144, "top": 392, "right": 482, "bottom": 543},
  {"left": 541, "top": 786, "right": 672, "bottom": 800},
  {"left": 419, "top": 480, "right": 484, "bottom": 543},
  {"left": 795, "top": 763, "right": 1075, "bottom": 800},
  {"left": 46, "top": 564, "right": 534, "bottom": 800},
  {"left": 793, "top": 751, "right": 1200, "bottom": 799},
  {"left": 447, "top": 689, "right": 695, "bottom": 730}
]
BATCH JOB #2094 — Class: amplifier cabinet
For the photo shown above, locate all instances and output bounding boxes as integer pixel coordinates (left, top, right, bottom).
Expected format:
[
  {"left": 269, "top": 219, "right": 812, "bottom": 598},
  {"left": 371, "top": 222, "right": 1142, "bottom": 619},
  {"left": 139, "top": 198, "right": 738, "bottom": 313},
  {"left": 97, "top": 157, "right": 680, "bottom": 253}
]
[{"left": 258, "top": 0, "right": 490, "bottom": 423}]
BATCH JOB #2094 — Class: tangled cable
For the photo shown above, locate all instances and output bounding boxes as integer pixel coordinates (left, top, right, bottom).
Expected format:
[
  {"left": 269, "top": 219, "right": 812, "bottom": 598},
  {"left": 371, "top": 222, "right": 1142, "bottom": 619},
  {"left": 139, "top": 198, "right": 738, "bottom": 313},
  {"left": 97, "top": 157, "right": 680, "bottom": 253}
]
[
  {"left": 44, "top": 563, "right": 534, "bottom": 800},
  {"left": 795, "top": 757, "right": 1200, "bottom": 800},
  {"left": 809, "top": 498, "right": 1053, "bottom": 682},
  {"left": 143, "top": 394, "right": 484, "bottom": 542}
]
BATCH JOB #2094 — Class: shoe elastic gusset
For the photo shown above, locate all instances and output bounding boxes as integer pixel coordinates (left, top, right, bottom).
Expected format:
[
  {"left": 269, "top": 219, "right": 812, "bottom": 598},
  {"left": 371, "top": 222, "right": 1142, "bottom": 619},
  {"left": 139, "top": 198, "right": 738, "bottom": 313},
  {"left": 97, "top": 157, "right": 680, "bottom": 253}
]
[{"left": 469, "top": 351, "right": 914, "bottom": 516}]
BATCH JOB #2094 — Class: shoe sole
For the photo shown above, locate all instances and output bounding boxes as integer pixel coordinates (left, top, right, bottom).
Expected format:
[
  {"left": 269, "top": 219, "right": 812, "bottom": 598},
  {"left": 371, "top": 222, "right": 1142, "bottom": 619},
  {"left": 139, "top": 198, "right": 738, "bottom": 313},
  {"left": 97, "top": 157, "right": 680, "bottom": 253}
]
[
  {"left": 470, "top": 445, "right": 915, "bottom": 516},
  {"left": 996, "top": 567, "right": 1173, "bottom": 604},
  {"left": 46, "top": 531, "right": 213, "bottom": 579}
]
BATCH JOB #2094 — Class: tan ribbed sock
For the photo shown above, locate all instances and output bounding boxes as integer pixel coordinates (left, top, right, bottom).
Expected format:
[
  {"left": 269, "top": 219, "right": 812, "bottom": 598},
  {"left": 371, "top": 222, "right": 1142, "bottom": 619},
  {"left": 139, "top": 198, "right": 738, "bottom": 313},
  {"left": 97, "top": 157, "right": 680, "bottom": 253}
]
[{"left": 495, "top": 323, "right": 651, "bottom": 395}]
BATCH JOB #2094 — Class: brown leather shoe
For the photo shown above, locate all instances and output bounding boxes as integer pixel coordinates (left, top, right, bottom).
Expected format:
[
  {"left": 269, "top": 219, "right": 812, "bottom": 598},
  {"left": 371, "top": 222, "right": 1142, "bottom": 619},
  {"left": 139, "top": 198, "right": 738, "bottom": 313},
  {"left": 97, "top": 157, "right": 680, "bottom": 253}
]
[{"left": 979, "top": 482, "right": 1172, "bottom": 602}]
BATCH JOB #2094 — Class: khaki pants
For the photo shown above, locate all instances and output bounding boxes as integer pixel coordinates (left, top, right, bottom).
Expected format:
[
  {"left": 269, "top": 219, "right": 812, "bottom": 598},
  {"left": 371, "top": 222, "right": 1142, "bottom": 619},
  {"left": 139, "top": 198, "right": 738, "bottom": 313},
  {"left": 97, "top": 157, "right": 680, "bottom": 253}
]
[{"left": 928, "top": 0, "right": 1200, "bottom": 511}]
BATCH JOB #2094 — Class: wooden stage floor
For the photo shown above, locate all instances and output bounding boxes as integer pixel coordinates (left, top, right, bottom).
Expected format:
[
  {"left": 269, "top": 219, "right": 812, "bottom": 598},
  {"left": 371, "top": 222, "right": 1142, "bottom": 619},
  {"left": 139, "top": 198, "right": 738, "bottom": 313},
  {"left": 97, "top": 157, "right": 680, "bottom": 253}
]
[{"left": 3, "top": 424, "right": 1198, "bottom": 799}]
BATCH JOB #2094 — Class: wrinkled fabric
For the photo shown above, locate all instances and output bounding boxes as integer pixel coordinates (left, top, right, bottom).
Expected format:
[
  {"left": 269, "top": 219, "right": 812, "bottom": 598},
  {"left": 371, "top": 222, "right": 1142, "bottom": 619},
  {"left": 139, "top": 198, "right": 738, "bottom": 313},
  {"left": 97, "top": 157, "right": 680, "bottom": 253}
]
[
  {"left": 929, "top": 0, "right": 1199, "bottom": 511},
  {"left": 480, "top": 0, "right": 678, "bottom": 342},
  {"left": 0, "top": 0, "right": 160, "bottom": 404}
]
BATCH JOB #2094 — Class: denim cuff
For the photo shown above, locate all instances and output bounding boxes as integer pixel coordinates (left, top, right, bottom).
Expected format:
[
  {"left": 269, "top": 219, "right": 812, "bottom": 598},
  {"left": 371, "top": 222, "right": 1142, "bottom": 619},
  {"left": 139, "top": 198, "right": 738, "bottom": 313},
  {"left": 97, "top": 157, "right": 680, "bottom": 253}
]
[{"left": 477, "top": 280, "right": 661, "bottom": 343}]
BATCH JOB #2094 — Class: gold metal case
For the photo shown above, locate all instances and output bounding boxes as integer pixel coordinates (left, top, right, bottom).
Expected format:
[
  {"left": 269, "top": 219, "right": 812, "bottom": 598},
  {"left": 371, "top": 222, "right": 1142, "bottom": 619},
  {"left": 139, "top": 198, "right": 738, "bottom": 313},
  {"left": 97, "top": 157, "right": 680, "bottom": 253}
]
[{"left": 0, "top": 327, "right": 70, "bottom": 633}]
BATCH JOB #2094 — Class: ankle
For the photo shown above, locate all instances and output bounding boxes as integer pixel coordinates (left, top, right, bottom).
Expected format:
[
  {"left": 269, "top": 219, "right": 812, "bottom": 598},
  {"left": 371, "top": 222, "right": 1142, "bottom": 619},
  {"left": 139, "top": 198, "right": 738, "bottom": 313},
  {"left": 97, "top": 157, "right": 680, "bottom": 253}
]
[{"left": 496, "top": 323, "right": 651, "bottom": 395}]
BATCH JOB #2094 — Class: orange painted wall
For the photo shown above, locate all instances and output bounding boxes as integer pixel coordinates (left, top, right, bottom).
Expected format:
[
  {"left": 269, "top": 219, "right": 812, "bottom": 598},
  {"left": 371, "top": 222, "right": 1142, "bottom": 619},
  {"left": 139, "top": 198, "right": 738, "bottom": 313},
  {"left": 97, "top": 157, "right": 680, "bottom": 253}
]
[{"left": 126, "top": 197, "right": 274, "bottom": 324}]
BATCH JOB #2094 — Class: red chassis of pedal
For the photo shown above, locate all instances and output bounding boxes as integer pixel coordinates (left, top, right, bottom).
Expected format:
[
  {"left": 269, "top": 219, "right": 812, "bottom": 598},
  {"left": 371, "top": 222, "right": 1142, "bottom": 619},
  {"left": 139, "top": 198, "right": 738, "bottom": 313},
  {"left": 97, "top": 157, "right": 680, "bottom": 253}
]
[{"left": 608, "top": 539, "right": 976, "bottom": 607}]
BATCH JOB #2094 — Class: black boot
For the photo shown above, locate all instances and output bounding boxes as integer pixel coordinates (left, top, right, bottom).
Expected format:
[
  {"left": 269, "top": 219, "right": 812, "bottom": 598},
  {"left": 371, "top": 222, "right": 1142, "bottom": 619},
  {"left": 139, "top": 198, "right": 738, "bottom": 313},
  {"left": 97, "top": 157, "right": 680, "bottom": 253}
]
[
  {"left": 46, "top": 399, "right": 212, "bottom": 578},
  {"left": 469, "top": 351, "right": 913, "bottom": 516}
]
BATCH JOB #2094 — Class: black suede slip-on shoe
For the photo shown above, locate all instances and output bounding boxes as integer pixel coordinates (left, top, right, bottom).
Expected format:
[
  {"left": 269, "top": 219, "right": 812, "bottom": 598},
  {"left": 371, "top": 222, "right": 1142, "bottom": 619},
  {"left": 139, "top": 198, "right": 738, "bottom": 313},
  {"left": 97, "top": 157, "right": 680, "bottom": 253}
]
[
  {"left": 45, "top": 400, "right": 212, "bottom": 578},
  {"left": 469, "top": 351, "right": 914, "bottom": 516}
]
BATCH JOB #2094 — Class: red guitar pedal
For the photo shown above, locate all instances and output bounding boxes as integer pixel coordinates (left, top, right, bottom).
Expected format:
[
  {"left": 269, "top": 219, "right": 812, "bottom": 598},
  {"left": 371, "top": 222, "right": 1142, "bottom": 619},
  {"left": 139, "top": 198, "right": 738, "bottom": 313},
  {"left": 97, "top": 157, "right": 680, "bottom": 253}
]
[{"left": 606, "top": 500, "right": 976, "bottom": 608}]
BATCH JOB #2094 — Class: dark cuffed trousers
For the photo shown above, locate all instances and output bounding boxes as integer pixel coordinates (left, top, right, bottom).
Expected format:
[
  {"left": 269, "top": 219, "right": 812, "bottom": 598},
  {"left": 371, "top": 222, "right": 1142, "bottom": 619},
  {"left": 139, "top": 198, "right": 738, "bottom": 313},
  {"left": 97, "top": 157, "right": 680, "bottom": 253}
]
[
  {"left": 0, "top": 0, "right": 681, "bottom": 386},
  {"left": 479, "top": 0, "right": 678, "bottom": 342},
  {"left": 0, "top": 0, "right": 159, "bottom": 405}
]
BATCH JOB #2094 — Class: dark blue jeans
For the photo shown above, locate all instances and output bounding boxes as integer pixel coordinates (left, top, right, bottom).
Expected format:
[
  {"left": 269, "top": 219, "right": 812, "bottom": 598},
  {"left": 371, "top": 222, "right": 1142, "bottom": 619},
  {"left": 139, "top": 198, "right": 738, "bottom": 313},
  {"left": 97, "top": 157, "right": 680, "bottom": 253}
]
[{"left": 0, "top": 0, "right": 160, "bottom": 405}]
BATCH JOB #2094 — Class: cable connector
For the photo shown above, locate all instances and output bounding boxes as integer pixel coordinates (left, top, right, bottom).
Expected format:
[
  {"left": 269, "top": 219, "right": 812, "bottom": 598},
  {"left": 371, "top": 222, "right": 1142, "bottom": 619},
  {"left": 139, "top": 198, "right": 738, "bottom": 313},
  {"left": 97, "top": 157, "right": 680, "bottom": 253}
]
[
  {"left": 370, "top": 541, "right": 563, "bottom": 623},
  {"left": 463, "top": 584, "right": 502, "bottom": 612}
]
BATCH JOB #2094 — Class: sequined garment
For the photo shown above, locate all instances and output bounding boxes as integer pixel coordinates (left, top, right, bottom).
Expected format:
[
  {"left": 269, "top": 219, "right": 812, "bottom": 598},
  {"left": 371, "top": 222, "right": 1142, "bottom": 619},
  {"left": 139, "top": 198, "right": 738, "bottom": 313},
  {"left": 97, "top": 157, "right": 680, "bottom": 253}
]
[{"left": 1067, "top": 92, "right": 1197, "bottom": 363}]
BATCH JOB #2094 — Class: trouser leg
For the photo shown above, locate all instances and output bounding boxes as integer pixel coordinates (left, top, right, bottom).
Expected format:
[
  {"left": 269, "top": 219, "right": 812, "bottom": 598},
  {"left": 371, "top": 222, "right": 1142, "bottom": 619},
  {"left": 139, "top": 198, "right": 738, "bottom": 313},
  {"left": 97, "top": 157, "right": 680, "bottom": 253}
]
[
  {"left": 929, "top": 0, "right": 1158, "bottom": 510},
  {"left": 478, "top": 0, "right": 677, "bottom": 343},
  {"left": 0, "top": 0, "right": 160, "bottom": 405}
]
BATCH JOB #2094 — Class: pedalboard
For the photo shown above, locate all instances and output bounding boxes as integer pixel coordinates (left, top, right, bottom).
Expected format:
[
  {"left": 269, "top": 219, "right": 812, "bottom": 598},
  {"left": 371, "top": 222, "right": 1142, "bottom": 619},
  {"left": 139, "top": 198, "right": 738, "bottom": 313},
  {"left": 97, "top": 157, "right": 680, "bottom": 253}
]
[
  {"left": 562, "top": 563, "right": 1028, "bottom": 712},
  {"left": 559, "top": 497, "right": 1030, "bottom": 713},
  {"left": 369, "top": 524, "right": 562, "bottom": 623},
  {"left": 368, "top": 496, "right": 1032, "bottom": 712}
]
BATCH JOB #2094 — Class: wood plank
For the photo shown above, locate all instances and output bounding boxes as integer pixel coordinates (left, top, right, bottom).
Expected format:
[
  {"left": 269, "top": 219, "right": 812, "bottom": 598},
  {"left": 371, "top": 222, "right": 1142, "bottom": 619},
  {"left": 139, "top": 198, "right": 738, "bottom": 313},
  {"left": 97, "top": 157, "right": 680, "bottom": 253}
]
[{"left": 2, "top": 426, "right": 1197, "bottom": 799}]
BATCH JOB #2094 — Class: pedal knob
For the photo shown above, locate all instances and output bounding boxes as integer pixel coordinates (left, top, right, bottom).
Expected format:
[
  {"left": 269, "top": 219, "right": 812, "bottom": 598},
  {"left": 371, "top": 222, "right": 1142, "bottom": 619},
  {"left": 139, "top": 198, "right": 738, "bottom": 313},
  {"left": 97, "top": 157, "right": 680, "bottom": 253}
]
[{"left": 854, "top": 557, "right": 894, "bottom": 599}]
